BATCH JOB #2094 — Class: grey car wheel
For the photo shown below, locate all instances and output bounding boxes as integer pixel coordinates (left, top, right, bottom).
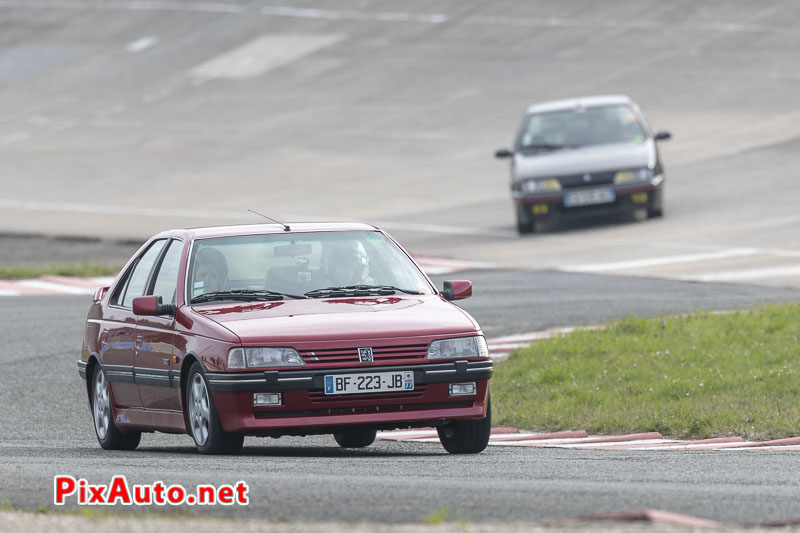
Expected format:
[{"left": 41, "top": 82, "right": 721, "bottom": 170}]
[
  {"left": 91, "top": 365, "right": 141, "bottom": 451},
  {"left": 188, "top": 372, "right": 211, "bottom": 446}
]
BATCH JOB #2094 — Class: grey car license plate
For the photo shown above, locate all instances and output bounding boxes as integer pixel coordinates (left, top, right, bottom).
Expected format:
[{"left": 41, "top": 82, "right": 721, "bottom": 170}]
[{"left": 564, "top": 187, "right": 616, "bottom": 207}]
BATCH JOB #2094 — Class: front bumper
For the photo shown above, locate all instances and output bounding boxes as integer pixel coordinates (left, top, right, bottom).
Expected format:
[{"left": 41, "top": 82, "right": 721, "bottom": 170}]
[
  {"left": 514, "top": 183, "right": 663, "bottom": 219},
  {"left": 205, "top": 360, "right": 493, "bottom": 393},
  {"left": 207, "top": 360, "right": 493, "bottom": 434}
]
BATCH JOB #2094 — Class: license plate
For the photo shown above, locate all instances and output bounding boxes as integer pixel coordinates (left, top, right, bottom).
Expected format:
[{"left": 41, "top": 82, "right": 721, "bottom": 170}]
[
  {"left": 564, "top": 187, "right": 615, "bottom": 207},
  {"left": 324, "top": 371, "right": 414, "bottom": 395}
]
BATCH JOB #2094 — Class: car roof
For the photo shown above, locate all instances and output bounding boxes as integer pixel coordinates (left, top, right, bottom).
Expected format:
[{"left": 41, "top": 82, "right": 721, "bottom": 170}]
[
  {"left": 526, "top": 94, "right": 634, "bottom": 115},
  {"left": 153, "top": 222, "right": 380, "bottom": 241}
]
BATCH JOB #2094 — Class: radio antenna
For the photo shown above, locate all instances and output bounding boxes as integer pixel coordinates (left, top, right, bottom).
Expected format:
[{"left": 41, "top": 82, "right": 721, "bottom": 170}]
[{"left": 248, "top": 209, "right": 291, "bottom": 231}]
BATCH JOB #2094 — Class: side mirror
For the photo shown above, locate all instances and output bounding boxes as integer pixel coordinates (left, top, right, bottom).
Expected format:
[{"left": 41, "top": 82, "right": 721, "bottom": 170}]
[
  {"left": 133, "top": 295, "right": 176, "bottom": 317},
  {"left": 495, "top": 148, "right": 513, "bottom": 159},
  {"left": 654, "top": 131, "right": 672, "bottom": 141},
  {"left": 441, "top": 280, "right": 472, "bottom": 301}
]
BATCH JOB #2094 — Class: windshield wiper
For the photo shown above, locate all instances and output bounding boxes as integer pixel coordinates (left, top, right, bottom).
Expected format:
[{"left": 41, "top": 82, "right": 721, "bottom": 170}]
[
  {"left": 190, "top": 289, "right": 308, "bottom": 304},
  {"left": 304, "top": 285, "right": 424, "bottom": 298}
]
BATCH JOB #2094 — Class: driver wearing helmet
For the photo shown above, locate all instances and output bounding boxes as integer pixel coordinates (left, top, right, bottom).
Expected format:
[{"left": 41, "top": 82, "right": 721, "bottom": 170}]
[
  {"left": 192, "top": 247, "right": 229, "bottom": 297},
  {"left": 321, "top": 240, "right": 372, "bottom": 286}
]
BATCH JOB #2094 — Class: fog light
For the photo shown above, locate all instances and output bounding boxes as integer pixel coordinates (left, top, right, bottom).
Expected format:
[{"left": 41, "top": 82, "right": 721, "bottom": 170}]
[
  {"left": 253, "top": 393, "right": 282, "bottom": 407},
  {"left": 531, "top": 203, "right": 549, "bottom": 215},
  {"left": 632, "top": 192, "right": 648, "bottom": 204},
  {"left": 449, "top": 382, "right": 477, "bottom": 397}
]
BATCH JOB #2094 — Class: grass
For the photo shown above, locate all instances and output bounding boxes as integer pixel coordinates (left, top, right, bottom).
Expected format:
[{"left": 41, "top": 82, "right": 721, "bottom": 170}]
[
  {"left": 492, "top": 303, "right": 800, "bottom": 440},
  {"left": 421, "top": 506, "right": 453, "bottom": 525},
  {"left": 0, "top": 263, "right": 120, "bottom": 280}
]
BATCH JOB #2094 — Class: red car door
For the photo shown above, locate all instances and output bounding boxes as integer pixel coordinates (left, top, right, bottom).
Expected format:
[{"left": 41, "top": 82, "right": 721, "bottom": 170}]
[
  {"left": 104, "top": 239, "right": 168, "bottom": 409},
  {"left": 134, "top": 238, "right": 184, "bottom": 411}
]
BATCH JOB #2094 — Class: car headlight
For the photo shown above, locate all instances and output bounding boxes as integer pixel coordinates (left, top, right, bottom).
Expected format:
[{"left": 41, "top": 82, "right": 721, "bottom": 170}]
[
  {"left": 227, "top": 347, "right": 304, "bottom": 369},
  {"left": 614, "top": 168, "right": 653, "bottom": 185},
  {"left": 521, "top": 178, "right": 561, "bottom": 194},
  {"left": 427, "top": 336, "right": 489, "bottom": 359}
]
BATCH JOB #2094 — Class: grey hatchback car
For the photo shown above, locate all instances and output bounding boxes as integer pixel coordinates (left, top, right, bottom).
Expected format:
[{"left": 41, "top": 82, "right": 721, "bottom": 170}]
[{"left": 496, "top": 95, "right": 671, "bottom": 234}]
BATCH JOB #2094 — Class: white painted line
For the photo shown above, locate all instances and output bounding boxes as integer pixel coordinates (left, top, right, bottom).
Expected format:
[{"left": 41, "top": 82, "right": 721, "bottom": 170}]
[
  {"left": 90, "top": 276, "right": 117, "bottom": 285},
  {"left": 463, "top": 15, "right": 781, "bottom": 33},
  {"left": 189, "top": 34, "right": 344, "bottom": 82},
  {"left": 15, "top": 280, "right": 94, "bottom": 295},
  {"left": 561, "top": 248, "right": 758, "bottom": 273},
  {"left": 554, "top": 439, "right": 677, "bottom": 448},
  {"left": 0, "top": 199, "right": 518, "bottom": 239},
  {"left": 126, "top": 35, "right": 158, "bottom": 52},
  {"left": 680, "top": 264, "right": 800, "bottom": 282},
  {"left": 373, "top": 221, "right": 517, "bottom": 239},
  {"left": 260, "top": 6, "right": 447, "bottom": 24},
  {"left": 0, "top": 1, "right": 786, "bottom": 35},
  {"left": 0, "top": 289, "right": 20, "bottom": 296},
  {"left": 0, "top": 0, "right": 244, "bottom": 14}
]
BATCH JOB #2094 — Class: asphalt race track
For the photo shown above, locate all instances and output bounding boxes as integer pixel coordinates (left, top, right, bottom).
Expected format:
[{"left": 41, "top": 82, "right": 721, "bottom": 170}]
[
  {"left": 1, "top": 0, "right": 800, "bottom": 527},
  {"left": 1, "top": 283, "right": 800, "bottom": 525}
]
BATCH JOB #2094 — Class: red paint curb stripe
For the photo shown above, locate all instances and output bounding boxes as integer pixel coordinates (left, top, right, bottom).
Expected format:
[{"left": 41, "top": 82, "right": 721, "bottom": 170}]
[
  {"left": 39, "top": 275, "right": 106, "bottom": 289},
  {"left": 714, "top": 436, "right": 800, "bottom": 449},
  {"left": 586, "top": 509, "right": 723, "bottom": 528},
  {"left": 0, "top": 280, "right": 54, "bottom": 295},
  {"left": 490, "top": 430, "right": 589, "bottom": 441},
  {"left": 593, "top": 436, "right": 745, "bottom": 450}
]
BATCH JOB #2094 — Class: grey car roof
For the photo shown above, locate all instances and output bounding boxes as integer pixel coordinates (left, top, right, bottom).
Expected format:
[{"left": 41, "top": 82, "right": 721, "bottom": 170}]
[{"left": 526, "top": 94, "right": 633, "bottom": 114}]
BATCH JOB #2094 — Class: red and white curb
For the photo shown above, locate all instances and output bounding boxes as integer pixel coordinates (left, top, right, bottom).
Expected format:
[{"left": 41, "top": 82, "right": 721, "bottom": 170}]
[
  {"left": 377, "top": 427, "right": 800, "bottom": 451},
  {"left": 413, "top": 256, "right": 495, "bottom": 275},
  {"left": 0, "top": 276, "right": 115, "bottom": 296},
  {"left": 0, "top": 256, "right": 494, "bottom": 297},
  {"left": 486, "top": 328, "right": 583, "bottom": 360}
]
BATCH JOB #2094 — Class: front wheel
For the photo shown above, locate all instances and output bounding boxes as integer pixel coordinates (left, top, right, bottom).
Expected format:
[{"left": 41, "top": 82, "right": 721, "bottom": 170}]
[
  {"left": 92, "top": 365, "right": 141, "bottom": 451},
  {"left": 516, "top": 205, "right": 536, "bottom": 234},
  {"left": 437, "top": 395, "right": 492, "bottom": 454},
  {"left": 186, "top": 363, "right": 244, "bottom": 455},
  {"left": 333, "top": 428, "right": 377, "bottom": 448}
]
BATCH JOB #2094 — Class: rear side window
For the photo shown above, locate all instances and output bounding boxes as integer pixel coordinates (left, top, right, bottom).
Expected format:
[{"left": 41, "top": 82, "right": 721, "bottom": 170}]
[
  {"left": 119, "top": 240, "right": 167, "bottom": 308},
  {"left": 150, "top": 240, "right": 183, "bottom": 304}
]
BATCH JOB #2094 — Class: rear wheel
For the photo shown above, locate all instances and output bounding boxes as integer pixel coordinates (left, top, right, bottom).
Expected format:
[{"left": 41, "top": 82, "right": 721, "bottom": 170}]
[
  {"left": 186, "top": 363, "right": 244, "bottom": 455},
  {"left": 92, "top": 365, "right": 141, "bottom": 451},
  {"left": 648, "top": 206, "right": 663, "bottom": 218},
  {"left": 437, "top": 395, "right": 492, "bottom": 454},
  {"left": 333, "top": 428, "right": 377, "bottom": 448}
]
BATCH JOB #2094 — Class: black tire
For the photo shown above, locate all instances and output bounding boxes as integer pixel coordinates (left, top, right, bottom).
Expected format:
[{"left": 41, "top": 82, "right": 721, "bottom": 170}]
[
  {"left": 437, "top": 395, "right": 492, "bottom": 454},
  {"left": 185, "top": 362, "right": 244, "bottom": 455},
  {"left": 516, "top": 205, "right": 535, "bottom": 234},
  {"left": 648, "top": 207, "right": 663, "bottom": 218},
  {"left": 91, "top": 365, "right": 141, "bottom": 451},
  {"left": 333, "top": 428, "right": 377, "bottom": 448}
]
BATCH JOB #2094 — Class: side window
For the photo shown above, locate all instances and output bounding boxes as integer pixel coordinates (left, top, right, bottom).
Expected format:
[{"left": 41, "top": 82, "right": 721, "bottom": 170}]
[
  {"left": 120, "top": 240, "right": 167, "bottom": 308},
  {"left": 150, "top": 240, "right": 183, "bottom": 304}
]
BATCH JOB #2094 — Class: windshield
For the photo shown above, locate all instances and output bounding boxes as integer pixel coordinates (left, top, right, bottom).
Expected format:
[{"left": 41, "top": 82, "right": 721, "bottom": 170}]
[
  {"left": 516, "top": 104, "right": 647, "bottom": 152},
  {"left": 187, "top": 230, "right": 434, "bottom": 304}
]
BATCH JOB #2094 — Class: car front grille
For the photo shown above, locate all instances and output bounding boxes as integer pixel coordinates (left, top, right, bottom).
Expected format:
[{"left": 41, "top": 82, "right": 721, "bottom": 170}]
[
  {"left": 299, "top": 344, "right": 428, "bottom": 365},
  {"left": 558, "top": 170, "right": 616, "bottom": 189}
]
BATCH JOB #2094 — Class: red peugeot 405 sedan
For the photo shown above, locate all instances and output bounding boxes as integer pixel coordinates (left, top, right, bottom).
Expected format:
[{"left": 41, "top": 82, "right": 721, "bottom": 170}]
[{"left": 78, "top": 223, "right": 493, "bottom": 454}]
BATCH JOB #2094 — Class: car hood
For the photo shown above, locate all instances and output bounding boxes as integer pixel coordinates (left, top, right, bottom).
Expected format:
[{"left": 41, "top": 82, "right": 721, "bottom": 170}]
[
  {"left": 513, "top": 140, "right": 655, "bottom": 179},
  {"left": 190, "top": 295, "right": 479, "bottom": 344}
]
